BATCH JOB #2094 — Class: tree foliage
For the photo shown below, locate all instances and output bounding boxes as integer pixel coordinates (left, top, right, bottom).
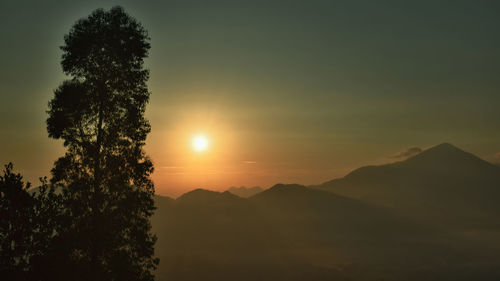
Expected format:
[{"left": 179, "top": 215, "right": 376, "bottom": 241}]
[
  {"left": 46, "top": 6, "right": 157, "bottom": 281},
  {"left": 0, "top": 163, "right": 33, "bottom": 279},
  {"left": 0, "top": 163, "right": 61, "bottom": 281}
]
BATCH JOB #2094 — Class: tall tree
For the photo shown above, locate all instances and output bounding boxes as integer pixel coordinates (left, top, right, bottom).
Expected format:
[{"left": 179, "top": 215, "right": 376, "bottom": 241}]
[{"left": 46, "top": 6, "right": 157, "bottom": 281}]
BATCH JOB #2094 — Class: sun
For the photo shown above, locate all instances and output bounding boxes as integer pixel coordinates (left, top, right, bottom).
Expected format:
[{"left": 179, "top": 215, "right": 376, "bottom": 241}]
[{"left": 192, "top": 135, "right": 209, "bottom": 152}]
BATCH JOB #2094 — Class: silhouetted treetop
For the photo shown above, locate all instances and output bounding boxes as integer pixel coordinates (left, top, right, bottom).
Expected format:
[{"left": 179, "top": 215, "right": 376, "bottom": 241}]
[{"left": 61, "top": 6, "right": 150, "bottom": 80}]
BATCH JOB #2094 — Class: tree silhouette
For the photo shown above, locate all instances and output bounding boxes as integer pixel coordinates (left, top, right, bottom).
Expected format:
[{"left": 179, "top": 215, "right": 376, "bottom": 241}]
[
  {"left": 0, "top": 163, "right": 60, "bottom": 281},
  {"left": 46, "top": 6, "right": 157, "bottom": 281},
  {"left": 0, "top": 163, "right": 33, "bottom": 279}
]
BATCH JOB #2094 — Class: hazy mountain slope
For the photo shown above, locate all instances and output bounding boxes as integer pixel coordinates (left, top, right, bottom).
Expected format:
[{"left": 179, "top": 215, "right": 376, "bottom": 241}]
[
  {"left": 249, "top": 184, "right": 444, "bottom": 264},
  {"left": 151, "top": 183, "right": 500, "bottom": 281},
  {"left": 313, "top": 143, "right": 500, "bottom": 228},
  {"left": 152, "top": 189, "right": 298, "bottom": 281},
  {"left": 312, "top": 142, "right": 500, "bottom": 274}
]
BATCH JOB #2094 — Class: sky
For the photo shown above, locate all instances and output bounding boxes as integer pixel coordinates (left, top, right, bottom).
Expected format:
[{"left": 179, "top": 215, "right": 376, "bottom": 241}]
[{"left": 1, "top": 0, "right": 500, "bottom": 197}]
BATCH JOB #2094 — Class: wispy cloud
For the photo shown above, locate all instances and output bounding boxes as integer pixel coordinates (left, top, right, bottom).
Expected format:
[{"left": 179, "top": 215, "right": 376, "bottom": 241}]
[
  {"left": 160, "top": 166, "right": 185, "bottom": 169},
  {"left": 390, "top": 146, "right": 422, "bottom": 159},
  {"left": 159, "top": 166, "right": 186, "bottom": 175},
  {"left": 243, "top": 161, "right": 257, "bottom": 164}
]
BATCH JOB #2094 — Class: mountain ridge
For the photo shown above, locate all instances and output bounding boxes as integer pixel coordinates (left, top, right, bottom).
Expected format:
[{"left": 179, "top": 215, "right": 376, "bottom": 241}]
[
  {"left": 227, "top": 186, "right": 263, "bottom": 198},
  {"left": 151, "top": 143, "right": 500, "bottom": 281},
  {"left": 327, "top": 143, "right": 498, "bottom": 184},
  {"left": 312, "top": 143, "right": 500, "bottom": 229}
]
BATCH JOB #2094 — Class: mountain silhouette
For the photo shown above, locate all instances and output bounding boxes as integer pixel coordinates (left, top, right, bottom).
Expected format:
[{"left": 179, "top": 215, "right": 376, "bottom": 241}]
[
  {"left": 152, "top": 188, "right": 500, "bottom": 280},
  {"left": 177, "top": 188, "right": 241, "bottom": 203},
  {"left": 227, "top": 186, "right": 263, "bottom": 198},
  {"left": 151, "top": 143, "right": 500, "bottom": 281},
  {"left": 313, "top": 143, "right": 500, "bottom": 228}
]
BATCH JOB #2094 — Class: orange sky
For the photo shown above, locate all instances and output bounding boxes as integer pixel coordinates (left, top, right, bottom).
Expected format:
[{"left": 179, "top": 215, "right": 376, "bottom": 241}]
[{"left": 1, "top": 1, "right": 500, "bottom": 198}]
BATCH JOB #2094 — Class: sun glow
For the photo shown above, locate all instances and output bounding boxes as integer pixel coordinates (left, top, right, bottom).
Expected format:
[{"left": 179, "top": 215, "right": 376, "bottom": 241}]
[{"left": 192, "top": 135, "right": 209, "bottom": 152}]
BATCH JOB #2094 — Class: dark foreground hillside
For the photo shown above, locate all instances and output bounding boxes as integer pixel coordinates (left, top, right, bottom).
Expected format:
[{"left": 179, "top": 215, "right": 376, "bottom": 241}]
[{"left": 152, "top": 144, "right": 500, "bottom": 281}]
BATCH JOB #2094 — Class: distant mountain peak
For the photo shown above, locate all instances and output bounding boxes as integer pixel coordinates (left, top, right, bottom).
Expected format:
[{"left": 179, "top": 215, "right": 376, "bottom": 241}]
[
  {"left": 322, "top": 143, "right": 499, "bottom": 187},
  {"left": 434, "top": 142, "right": 455, "bottom": 148},
  {"left": 425, "top": 142, "right": 462, "bottom": 153},
  {"left": 177, "top": 188, "right": 239, "bottom": 202},
  {"left": 403, "top": 142, "right": 492, "bottom": 168},
  {"left": 227, "top": 186, "right": 263, "bottom": 198},
  {"left": 269, "top": 183, "right": 307, "bottom": 192},
  {"left": 250, "top": 184, "right": 310, "bottom": 199},
  {"left": 407, "top": 143, "right": 465, "bottom": 159}
]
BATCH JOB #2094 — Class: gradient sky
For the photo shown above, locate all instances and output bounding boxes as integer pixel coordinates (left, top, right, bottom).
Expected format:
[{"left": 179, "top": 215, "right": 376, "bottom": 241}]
[{"left": 1, "top": 0, "right": 500, "bottom": 197}]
